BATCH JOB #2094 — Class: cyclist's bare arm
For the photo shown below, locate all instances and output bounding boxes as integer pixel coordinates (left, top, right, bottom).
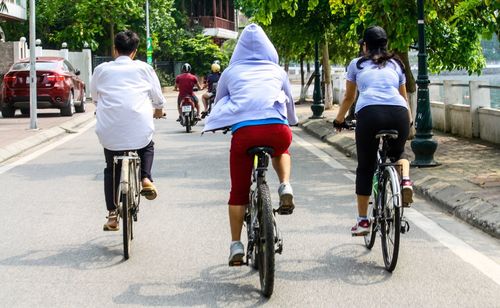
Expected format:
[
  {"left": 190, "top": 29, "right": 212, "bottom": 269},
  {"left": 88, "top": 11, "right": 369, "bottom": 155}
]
[{"left": 335, "top": 80, "right": 357, "bottom": 127}]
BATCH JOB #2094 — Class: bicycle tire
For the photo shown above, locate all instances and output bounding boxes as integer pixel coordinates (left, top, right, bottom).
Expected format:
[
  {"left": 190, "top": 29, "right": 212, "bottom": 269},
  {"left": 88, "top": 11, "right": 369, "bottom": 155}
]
[
  {"left": 257, "top": 182, "right": 275, "bottom": 298},
  {"left": 122, "top": 191, "right": 131, "bottom": 259},
  {"left": 380, "top": 167, "right": 401, "bottom": 272},
  {"left": 363, "top": 195, "right": 377, "bottom": 249}
]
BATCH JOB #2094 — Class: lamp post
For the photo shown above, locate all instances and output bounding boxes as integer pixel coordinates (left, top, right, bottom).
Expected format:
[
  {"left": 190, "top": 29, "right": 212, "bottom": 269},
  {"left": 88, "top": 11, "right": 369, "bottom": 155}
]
[
  {"left": 29, "top": 0, "right": 37, "bottom": 130},
  {"left": 310, "top": 41, "right": 324, "bottom": 118},
  {"left": 410, "top": 0, "right": 438, "bottom": 167}
]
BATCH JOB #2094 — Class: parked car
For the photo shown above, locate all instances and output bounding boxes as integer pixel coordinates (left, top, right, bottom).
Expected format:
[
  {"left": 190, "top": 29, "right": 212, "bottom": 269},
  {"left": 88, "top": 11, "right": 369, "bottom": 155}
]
[{"left": 1, "top": 57, "right": 86, "bottom": 117}]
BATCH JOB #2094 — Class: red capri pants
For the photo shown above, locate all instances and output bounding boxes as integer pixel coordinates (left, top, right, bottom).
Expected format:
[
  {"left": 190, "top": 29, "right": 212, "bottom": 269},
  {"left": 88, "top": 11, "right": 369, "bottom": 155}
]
[{"left": 229, "top": 124, "right": 292, "bottom": 205}]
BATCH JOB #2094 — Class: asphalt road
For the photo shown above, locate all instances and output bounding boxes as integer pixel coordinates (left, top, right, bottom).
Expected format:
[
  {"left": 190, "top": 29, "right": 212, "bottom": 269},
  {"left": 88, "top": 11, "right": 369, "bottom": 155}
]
[{"left": 0, "top": 103, "right": 499, "bottom": 306}]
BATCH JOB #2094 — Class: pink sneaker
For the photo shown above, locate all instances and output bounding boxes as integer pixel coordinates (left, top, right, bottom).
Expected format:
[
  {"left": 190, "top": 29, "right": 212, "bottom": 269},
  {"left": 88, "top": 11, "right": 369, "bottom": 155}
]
[
  {"left": 351, "top": 219, "right": 370, "bottom": 236},
  {"left": 401, "top": 179, "right": 414, "bottom": 206}
]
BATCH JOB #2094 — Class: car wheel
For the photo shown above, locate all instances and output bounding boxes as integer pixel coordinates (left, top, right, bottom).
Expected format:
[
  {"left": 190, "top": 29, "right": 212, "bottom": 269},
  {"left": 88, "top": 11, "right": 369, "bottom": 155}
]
[
  {"left": 75, "top": 91, "right": 86, "bottom": 113},
  {"left": 20, "top": 108, "right": 30, "bottom": 115},
  {"left": 60, "top": 92, "right": 74, "bottom": 117},
  {"left": 1, "top": 105, "right": 16, "bottom": 118}
]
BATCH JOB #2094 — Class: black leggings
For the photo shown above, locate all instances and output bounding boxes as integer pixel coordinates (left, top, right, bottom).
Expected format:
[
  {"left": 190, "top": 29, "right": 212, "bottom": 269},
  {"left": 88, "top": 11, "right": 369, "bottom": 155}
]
[
  {"left": 103, "top": 140, "right": 155, "bottom": 211},
  {"left": 355, "top": 105, "right": 409, "bottom": 196}
]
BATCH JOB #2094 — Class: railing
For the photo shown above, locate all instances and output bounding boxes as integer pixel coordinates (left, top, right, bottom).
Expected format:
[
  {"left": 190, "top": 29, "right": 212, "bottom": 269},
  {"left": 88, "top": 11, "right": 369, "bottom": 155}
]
[
  {"left": 196, "top": 16, "right": 235, "bottom": 31},
  {"left": 328, "top": 71, "right": 500, "bottom": 144}
]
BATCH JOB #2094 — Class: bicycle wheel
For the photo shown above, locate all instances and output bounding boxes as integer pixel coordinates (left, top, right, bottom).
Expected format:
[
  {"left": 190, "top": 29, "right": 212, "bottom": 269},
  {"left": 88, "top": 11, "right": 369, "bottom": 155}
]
[
  {"left": 247, "top": 189, "right": 259, "bottom": 270},
  {"left": 122, "top": 191, "right": 132, "bottom": 259},
  {"left": 256, "top": 182, "right": 275, "bottom": 298},
  {"left": 380, "top": 167, "right": 401, "bottom": 272},
  {"left": 363, "top": 195, "right": 377, "bottom": 249}
]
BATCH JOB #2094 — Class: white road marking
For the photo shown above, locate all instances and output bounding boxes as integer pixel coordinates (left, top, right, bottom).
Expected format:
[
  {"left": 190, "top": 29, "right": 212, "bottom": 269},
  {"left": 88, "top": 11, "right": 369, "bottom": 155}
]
[
  {"left": 295, "top": 131, "right": 500, "bottom": 286},
  {"left": 0, "top": 119, "right": 96, "bottom": 175},
  {"left": 406, "top": 209, "right": 500, "bottom": 286},
  {"left": 293, "top": 134, "right": 347, "bottom": 170}
]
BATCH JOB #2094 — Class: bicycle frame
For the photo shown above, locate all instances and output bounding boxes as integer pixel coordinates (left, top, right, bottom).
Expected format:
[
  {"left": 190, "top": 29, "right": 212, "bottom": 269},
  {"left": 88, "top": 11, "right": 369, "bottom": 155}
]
[{"left": 113, "top": 152, "right": 141, "bottom": 210}]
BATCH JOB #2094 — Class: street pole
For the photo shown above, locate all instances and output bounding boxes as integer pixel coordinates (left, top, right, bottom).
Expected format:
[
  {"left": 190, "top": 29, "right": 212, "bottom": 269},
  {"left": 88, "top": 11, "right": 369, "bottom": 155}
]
[
  {"left": 411, "top": 0, "right": 438, "bottom": 167},
  {"left": 29, "top": 0, "right": 37, "bottom": 130},
  {"left": 146, "top": 0, "right": 152, "bottom": 65},
  {"left": 310, "top": 41, "right": 324, "bottom": 119}
]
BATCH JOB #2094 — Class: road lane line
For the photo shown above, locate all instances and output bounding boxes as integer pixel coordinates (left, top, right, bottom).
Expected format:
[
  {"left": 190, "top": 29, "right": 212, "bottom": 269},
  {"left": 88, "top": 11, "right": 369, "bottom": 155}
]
[
  {"left": 293, "top": 134, "right": 347, "bottom": 170},
  {"left": 406, "top": 209, "right": 500, "bottom": 286},
  {"left": 295, "top": 132, "right": 500, "bottom": 286},
  {"left": 0, "top": 119, "right": 96, "bottom": 175}
]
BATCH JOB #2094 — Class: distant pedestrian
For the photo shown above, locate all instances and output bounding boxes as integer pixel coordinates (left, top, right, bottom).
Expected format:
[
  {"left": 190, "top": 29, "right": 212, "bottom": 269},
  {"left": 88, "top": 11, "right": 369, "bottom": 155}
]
[{"left": 333, "top": 25, "right": 414, "bottom": 236}]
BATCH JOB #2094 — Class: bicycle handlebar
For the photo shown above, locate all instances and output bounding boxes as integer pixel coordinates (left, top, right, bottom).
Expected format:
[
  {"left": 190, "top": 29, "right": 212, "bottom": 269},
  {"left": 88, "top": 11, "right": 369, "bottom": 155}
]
[{"left": 333, "top": 119, "right": 356, "bottom": 131}]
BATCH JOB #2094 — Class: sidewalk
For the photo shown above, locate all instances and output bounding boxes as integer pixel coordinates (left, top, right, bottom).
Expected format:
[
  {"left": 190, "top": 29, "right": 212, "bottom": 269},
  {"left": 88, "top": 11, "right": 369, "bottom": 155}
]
[
  {"left": 0, "top": 104, "right": 96, "bottom": 163},
  {"left": 296, "top": 102, "right": 500, "bottom": 239}
]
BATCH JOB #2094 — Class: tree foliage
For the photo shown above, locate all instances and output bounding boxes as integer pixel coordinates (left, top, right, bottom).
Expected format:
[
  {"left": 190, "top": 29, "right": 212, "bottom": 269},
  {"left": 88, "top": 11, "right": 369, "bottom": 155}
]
[
  {"left": 1, "top": 0, "right": 228, "bottom": 71},
  {"left": 237, "top": 0, "right": 499, "bottom": 75}
]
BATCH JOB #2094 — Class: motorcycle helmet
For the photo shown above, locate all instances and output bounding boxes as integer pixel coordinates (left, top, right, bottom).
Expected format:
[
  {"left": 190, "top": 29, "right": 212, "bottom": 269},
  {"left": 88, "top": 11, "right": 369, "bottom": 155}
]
[
  {"left": 211, "top": 63, "right": 220, "bottom": 73},
  {"left": 182, "top": 63, "right": 191, "bottom": 73}
]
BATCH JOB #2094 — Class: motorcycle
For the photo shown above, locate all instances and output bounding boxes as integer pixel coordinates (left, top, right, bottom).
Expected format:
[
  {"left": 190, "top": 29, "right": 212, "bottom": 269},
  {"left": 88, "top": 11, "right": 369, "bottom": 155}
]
[
  {"left": 201, "top": 81, "right": 217, "bottom": 119},
  {"left": 179, "top": 96, "right": 199, "bottom": 133}
]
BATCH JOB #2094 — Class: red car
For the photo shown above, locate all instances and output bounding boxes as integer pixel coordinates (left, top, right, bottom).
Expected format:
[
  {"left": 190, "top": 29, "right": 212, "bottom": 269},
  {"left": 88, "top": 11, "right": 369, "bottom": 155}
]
[{"left": 1, "top": 57, "right": 86, "bottom": 117}]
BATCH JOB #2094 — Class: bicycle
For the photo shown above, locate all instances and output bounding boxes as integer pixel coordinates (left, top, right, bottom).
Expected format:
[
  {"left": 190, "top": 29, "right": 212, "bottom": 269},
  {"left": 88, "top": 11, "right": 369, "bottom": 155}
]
[
  {"left": 243, "top": 146, "right": 284, "bottom": 297},
  {"left": 113, "top": 151, "right": 141, "bottom": 260},
  {"left": 362, "top": 130, "right": 410, "bottom": 272}
]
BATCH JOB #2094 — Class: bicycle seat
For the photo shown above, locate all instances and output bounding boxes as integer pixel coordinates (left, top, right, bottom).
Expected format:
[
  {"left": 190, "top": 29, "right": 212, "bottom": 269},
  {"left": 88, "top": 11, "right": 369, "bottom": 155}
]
[
  {"left": 247, "top": 146, "right": 275, "bottom": 156},
  {"left": 375, "top": 130, "right": 398, "bottom": 139}
]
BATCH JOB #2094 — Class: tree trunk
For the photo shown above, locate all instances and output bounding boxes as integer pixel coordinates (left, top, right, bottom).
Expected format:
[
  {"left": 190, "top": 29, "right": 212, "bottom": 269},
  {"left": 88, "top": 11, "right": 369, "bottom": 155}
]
[
  {"left": 299, "top": 72, "right": 315, "bottom": 103},
  {"left": 110, "top": 22, "right": 115, "bottom": 57},
  {"left": 395, "top": 50, "right": 416, "bottom": 138},
  {"left": 300, "top": 54, "right": 305, "bottom": 86},
  {"left": 322, "top": 40, "right": 333, "bottom": 109}
]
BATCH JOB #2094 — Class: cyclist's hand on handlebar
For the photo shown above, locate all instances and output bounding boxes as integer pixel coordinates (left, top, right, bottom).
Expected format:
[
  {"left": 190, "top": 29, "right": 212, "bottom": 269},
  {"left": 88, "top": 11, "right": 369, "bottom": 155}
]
[
  {"left": 333, "top": 118, "right": 346, "bottom": 132},
  {"left": 153, "top": 108, "right": 165, "bottom": 119}
]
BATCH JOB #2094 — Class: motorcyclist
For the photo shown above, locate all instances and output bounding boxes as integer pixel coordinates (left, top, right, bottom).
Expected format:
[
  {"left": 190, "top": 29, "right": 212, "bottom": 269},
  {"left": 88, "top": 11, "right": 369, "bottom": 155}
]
[
  {"left": 201, "top": 63, "right": 221, "bottom": 118},
  {"left": 174, "top": 63, "right": 203, "bottom": 121}
]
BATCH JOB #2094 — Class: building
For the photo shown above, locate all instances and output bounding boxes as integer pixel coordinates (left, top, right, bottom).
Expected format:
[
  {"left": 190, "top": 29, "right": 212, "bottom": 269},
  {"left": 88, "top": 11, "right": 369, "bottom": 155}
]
[
  {"left": 179, "top": 0, "right": 238, "bottom": 45},
  {"left": 0, "top": 0, "right": 27, "bottom": 41}
]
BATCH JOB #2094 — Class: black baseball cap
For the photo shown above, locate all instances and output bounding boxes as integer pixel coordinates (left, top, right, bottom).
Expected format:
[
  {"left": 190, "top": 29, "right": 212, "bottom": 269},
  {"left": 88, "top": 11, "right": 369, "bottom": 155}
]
[{"left": 361, "top": 26, "right": 387, "bottom": 48}]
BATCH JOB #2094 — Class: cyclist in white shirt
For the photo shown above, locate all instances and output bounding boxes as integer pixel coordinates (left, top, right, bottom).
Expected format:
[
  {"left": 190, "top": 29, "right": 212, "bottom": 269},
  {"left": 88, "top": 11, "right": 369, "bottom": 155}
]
[{"left": 91, "top": 30, "right": 166, "bottom": 231}]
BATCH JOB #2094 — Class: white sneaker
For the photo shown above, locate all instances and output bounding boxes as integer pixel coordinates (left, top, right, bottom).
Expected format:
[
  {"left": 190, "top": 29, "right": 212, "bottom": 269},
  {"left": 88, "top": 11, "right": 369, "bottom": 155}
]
[
  {"left": 277, "top": 183, "right": 295, "bottom": 215},
  {"left": 228, "top": 241, "right": 245, "bottom": 266}
]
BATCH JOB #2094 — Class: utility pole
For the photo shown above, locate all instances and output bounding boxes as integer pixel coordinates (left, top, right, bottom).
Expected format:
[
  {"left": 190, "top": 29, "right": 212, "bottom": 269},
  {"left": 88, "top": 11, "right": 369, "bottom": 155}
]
[{"left": 29, "top": 0, "right": 37, "bottom": 129}]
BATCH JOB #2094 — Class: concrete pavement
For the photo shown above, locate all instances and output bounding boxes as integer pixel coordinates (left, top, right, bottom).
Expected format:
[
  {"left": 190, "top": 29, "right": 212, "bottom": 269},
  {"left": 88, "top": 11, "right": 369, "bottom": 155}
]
[
  {"left": 0, "top": 95, "right": 499, "bottom": 239},
  {"left": 297, "top": 102, "right": 500, "bottom": 239}
]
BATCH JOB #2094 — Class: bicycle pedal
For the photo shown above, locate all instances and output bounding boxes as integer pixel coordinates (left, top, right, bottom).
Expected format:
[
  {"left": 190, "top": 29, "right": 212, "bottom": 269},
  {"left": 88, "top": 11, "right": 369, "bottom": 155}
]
[
  {"left": 352, "top": 232, "right": 369, "bottom": 237},
  {"left": 229, "top": 260, "right": 246, "bottom": 267},
  {"left": 401, "top": 220, "right": 410, "bottom": 233}
]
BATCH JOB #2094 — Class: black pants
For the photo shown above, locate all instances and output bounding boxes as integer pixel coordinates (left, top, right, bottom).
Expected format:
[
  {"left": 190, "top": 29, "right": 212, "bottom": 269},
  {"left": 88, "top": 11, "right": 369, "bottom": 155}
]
[
  {"left": 103, "top": 140, "right": 155, "bottom": 211},
  {"left": 355, "top": 105, "right": 409, "bottom": 196}
]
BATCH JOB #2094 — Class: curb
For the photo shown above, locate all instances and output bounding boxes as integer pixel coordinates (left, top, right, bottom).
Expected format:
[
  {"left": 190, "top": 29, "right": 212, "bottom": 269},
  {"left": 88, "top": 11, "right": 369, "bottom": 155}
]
[
  {"left": 0, "top": 112, "right": 95, "bottom": 164},
  {"left": 300, "top": 117, "right": 500, "bottom": 239}
]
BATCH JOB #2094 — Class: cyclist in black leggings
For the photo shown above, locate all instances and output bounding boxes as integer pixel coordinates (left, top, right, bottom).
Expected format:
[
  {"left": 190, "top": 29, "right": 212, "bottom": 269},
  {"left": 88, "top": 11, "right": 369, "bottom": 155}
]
[{"left": 334, "top": 26, "right": 414, "bottom": 236}]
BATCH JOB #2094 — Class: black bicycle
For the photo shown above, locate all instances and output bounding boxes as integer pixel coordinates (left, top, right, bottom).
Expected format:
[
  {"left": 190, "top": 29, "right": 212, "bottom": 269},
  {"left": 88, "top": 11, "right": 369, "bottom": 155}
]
[
  {"left": 363, "top": 130, "right": 410, "bottom": 272},
  {"left": 113, "top": 152, "right": 141, "bottom": 260},
  {"left": 242, "top": 146, "right": 283, "bottom": 298}
]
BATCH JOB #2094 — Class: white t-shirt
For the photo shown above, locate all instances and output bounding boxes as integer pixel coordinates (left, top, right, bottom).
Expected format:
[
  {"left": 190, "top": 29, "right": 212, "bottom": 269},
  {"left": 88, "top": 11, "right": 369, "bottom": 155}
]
[
  {"left": 91, "top": 56, "right": 166, "bottom": 151},
  {"left": 346, "top": 57, "right": 407, "bottom": 113}
]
